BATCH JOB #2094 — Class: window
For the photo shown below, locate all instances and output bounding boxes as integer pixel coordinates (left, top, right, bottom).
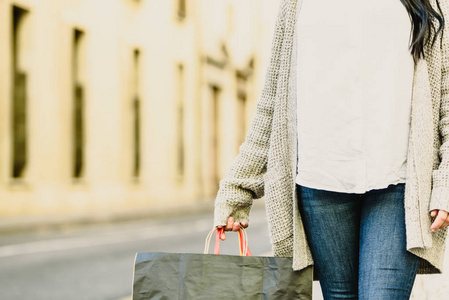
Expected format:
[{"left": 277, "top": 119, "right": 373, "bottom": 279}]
[
  {"left": 236, "top": 71, "right": 248, "bottom": 152},
  {"left": 133, "top": 49, "right": 141, "bottom": 178},
  {"left": 237, "top": 93, "right": 247, "bottom": 150},
  {"left": 11, "top": 6, "right": 29, "bottom": 178},
  {"left": 211, "top": 85, "right": 221, "bottom": 191},
  {"left": 177, "top": 0, "right": 186, "bottom": 19},
  {"left": 73, "top": 29, "right": 85, "bottom": 178},
  {"left": 176, "top": 64, "right": 185, "bottom": 180}
]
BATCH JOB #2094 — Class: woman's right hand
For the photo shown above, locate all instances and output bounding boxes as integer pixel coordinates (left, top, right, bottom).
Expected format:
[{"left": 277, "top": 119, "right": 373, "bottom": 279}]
[{"left": 216, "top": 216, "right": 248, "bottom": 240}]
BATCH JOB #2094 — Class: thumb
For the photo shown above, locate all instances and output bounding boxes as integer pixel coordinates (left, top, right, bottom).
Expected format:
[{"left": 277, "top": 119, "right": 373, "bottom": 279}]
[{"left": 430, "top": 210, "right": 438, "bottom": 217}]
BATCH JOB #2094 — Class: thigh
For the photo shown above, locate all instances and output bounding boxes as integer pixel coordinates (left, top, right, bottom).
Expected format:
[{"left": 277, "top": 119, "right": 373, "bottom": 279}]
[
  {"left": 297, "top": 184, "right": 362, "bottom": 299},
  {"left": 359, "top": 183, "right": 420, "bottom": 300}
]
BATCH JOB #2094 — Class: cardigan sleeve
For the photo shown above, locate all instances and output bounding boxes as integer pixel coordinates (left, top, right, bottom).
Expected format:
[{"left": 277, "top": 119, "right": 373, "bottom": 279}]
[
  {"left": 429, "top": 0, "right": 449, "bottom": 213},
  {"left": 213, "top": 1, "right": 287, "bottom": 228}
]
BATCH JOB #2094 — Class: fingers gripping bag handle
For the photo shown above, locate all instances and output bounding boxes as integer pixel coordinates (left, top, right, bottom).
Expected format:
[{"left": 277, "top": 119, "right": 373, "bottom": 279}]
[{"left": 204, "top": 227, "right": 252, "bottom": 256}]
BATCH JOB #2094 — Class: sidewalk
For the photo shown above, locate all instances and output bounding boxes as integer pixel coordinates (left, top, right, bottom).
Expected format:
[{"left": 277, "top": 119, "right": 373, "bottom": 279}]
[
  {"left": 0, "top": 197, "right": 216, "bottom": 235},
  {"left": 411, "top": 250, "right": 449, "bottom": 299}
]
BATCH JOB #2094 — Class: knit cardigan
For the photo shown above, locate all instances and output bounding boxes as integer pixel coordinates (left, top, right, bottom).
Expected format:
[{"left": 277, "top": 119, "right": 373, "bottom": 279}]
[{"left": 213, "top": 0, "right": 449, "bottom": 277}]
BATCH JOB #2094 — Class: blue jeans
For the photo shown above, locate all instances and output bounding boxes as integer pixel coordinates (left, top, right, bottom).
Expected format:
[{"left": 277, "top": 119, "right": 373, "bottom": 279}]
[{"left": 297, "top": 182, "right": 420, "bottom": 300}]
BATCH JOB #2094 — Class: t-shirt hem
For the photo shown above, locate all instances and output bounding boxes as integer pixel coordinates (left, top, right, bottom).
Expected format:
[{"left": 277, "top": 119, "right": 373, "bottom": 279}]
[{"left": 295, "top": 176, "right": 407, "bottom": 194}]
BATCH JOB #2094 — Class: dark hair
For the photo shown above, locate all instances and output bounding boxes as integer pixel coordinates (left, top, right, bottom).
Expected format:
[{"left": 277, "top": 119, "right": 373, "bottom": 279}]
[{"left": 401, "top": 0, "right": 445, "bottom": 64}]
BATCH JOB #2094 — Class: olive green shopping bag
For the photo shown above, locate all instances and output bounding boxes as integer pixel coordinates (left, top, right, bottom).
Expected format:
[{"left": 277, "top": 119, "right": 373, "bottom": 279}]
[{"left": 132, "top": 227, "right": 313, "bottom": 300}]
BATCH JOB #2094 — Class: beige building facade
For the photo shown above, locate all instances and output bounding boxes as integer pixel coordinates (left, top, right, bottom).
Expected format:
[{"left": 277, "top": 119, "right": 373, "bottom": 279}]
[{"left": 0, "top": 0, "right": 280, "bottom": 221}]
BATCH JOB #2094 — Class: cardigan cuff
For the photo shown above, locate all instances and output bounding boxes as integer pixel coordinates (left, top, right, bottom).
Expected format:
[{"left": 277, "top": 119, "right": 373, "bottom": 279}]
[
  {"left": 213, "top": 200, "right": 252, "bottom": 228},
  {"left": 429, "top": 185, "right": 449, "bottom": 213}
]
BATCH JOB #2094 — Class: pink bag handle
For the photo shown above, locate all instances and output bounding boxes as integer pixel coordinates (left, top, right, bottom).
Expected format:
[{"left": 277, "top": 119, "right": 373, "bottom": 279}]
[{"left": 204, "top": 227, "right": 252, "bottom": 256}]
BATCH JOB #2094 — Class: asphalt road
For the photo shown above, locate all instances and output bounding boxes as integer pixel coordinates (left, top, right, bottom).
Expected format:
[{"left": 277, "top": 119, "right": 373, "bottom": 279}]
[{"left": 0, "top": 201, "right": 273, "bottom": 300}]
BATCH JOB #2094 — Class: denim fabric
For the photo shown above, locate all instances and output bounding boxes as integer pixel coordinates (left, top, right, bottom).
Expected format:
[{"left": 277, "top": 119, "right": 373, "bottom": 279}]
[{"left": 297, "top": 182, "right": 420, "bottom": 299}]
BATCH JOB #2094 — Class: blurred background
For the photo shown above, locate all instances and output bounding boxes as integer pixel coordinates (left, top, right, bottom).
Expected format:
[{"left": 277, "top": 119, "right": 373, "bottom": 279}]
[
  {"left": 0, "top": 0, "right": 447, "bottom": 299},
  {"left": 0, "top": 0, "right": 280, "bottom": 299},
  {"left": 0, "top": 0, "right": 278, "bottom": 225}
]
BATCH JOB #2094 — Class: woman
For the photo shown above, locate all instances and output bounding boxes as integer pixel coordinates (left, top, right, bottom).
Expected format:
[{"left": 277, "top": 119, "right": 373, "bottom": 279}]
[{"left": 214, "top": 0, "right": 448, "bottom": 298}]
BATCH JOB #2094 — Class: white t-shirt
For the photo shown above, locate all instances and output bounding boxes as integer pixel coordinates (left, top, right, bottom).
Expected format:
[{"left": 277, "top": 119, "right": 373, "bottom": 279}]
[{"left": 295, "top": 0, "right": 415, "bottom": 193}]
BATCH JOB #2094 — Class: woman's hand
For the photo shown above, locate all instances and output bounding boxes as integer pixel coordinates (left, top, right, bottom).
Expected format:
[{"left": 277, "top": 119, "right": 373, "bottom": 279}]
[
  {"left": 430, "top": 209, "right": 449, "bottom": 232},
  {"left": 216, "top": 216, "right": 248, "bottom": 240}
]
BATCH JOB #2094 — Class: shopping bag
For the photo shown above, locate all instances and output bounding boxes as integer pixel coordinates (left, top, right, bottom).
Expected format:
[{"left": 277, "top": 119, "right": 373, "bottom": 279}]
[{"left": 132, "top": 227, "right": 313, "bottom": 300}]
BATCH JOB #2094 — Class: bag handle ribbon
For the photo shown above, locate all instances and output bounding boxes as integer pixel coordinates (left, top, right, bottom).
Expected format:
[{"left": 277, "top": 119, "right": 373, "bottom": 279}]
[{"left": 204, "top": 227, "right": 252, "bottom": 256}]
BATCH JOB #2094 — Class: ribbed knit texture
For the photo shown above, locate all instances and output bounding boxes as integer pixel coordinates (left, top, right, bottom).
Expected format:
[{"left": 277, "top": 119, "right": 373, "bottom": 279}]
[{"left": 214, "top": 0, "right": 449, "bottom": 277}]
